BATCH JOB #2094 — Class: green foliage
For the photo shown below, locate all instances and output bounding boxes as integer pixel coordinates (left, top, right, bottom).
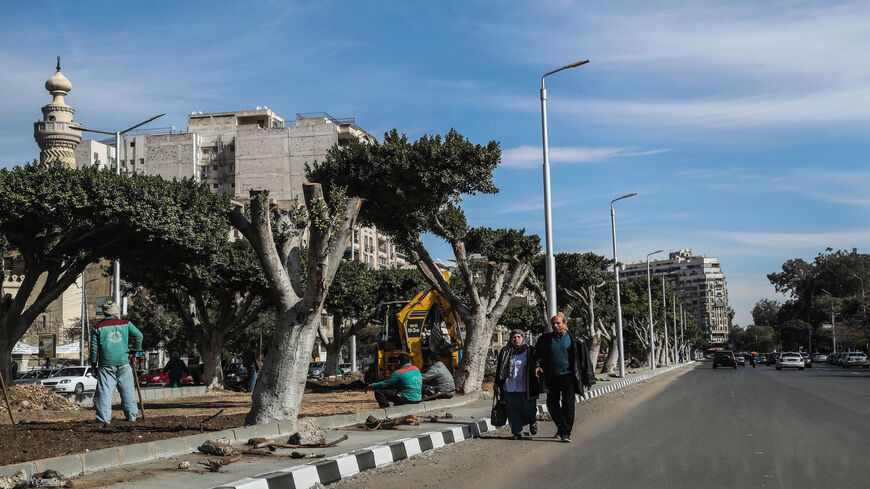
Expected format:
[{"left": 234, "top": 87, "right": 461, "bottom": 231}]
[
  {"left": 465, "top": 227, "right": 540, "bottom": 263},
  {"left": 307, "top": 129, "right": 500, "bottom": 244},
  {"left": 498, "top": 305, "right": 544, "bottom": 335},
  {"left": 751, "top": 299, "right": 781, "bottom": 328},
  {"left": 325, "top": 261, "right": 377, "bottom": 323}
]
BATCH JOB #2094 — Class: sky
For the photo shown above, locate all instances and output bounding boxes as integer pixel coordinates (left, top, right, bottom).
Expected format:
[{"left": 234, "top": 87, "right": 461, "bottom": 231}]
[{"left": 3, "top": 0, "right": 870, "bottom": 327}]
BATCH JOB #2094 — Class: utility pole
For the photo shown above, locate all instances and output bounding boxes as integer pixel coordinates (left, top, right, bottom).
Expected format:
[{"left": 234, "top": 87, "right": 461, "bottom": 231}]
[{"left": 662, "top": 276, "right": 668, "bottom": 366}]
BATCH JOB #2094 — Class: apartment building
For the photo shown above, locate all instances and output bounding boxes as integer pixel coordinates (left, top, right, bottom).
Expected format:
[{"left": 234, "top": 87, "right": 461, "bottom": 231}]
[
  {"left": 76, "top": 108, "right": 409, "bottom": 270},
  {"left": 619, "top": 250, "right": 731, "bottom": 344}
]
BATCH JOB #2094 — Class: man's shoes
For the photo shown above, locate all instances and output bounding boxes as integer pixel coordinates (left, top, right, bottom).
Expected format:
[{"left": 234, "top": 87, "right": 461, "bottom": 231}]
[
  {"left": 530, "top": 423, "right": 538, "bottom": 435},
  {"left": 560, "top": 434, "right": 572, "bottom": 443},
  {"left": 553, "top": 431, "right": 562, "bottom": 439},
  {"left": 513, "top": 433, "right": 523, "bottom": 440}
]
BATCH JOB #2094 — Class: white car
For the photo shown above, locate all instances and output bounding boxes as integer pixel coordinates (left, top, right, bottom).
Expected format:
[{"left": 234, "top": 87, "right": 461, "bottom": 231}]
[
  {"left": 812, "top": 354, "right": 827, "bottom": 363},
  {"left": 41, "top": 366, "right": 98, "bottom": 394},
  {"left": 842, "top": 352, "right": 870, "bottom": 368},
  {"left": 776, "top": 352, "right": 805, "bottom": 370}
]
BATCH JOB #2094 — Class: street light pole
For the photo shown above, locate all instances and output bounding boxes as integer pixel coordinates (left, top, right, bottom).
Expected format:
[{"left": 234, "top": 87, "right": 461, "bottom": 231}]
[
  {"left": 662, "top": 276, "right": 668, "bottom": 366},
  {"left": 672, "top": 291, "right": 677, "bottom": 362},
  {"left": 680, "top": 304, "right": 685, "bottom": 360},
  {"left": 646, "top": 249, "right": 664, "bottom": 371},
  {"left": 821, "top": 288, "right": 835, "bottom": 353},
  {"left": 610, "top": 192, "right": 636, "bottom": 377},
  {"left": 850, "top": 273, "right": 868, "bottom": 351},
  {"left": 78, "top": 114, "right": 165, "bottom": 308},
  {"left": 540, "top": 59, "right": 589, "bottom": 319}
]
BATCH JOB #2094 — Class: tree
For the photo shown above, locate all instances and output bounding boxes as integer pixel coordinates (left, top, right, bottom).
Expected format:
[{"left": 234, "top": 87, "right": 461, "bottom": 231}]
[
  {"left": 123, "top": 238, "right": 270, "bottom": 389},
  {"left": 0, "top": 163, "right": 228, "bottom": 381},
  {"left": 498, "top": 304, "right": 543, "bottom": 336},
  {"left": 751, "top": 299, "right": 781, "bottom": 328},
  {"left": 229, "top": 184, "right": 360, "bottom": 425},
  {"left": 309, "top": 129, "right": 540, "bottom": 393}
]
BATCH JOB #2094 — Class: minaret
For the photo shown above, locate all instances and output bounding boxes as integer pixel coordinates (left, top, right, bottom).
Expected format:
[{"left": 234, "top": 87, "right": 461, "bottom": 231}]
[{"left": 33, "top": 56, "right": 81, "bottom": 167}]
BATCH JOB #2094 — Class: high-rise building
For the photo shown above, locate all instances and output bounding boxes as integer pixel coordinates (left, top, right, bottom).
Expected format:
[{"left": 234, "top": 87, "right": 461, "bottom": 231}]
[
  {"left": 76, "top": 109, "right": 409, "bottom": 270},
  {"left": 619, "top": 250, "right": 730, "bottom": 343}
]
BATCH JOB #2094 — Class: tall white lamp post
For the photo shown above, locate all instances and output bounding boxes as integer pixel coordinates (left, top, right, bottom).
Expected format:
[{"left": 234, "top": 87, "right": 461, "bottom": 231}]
[
  {"left": 610, "top": 193, "right": 636, "bottom": 378},
  {"left": 540, "top": 59, "right": 589, "bottom": 319},
  {"left": 646, "top": 249, "right": 663, "bottom": 370}
]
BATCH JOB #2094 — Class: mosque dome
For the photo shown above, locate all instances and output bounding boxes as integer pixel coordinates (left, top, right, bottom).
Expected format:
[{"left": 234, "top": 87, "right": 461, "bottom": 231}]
[{"left": 45, "top": 56, "right": 71, "bottom": 96}]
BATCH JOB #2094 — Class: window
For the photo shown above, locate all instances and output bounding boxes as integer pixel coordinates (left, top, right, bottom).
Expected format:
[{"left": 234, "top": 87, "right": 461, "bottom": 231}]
[
  {"left": 139, "top": 158, "right": 144, "bottom": 165},
  {"left": 129, "top": 141, "right": 135, "bottom": 147},
  {"left": 212, "top": 165, "right": 218, "bottom": 170},
  {"left": 212, "top": 184, "right": 218, "bottom": 189}
]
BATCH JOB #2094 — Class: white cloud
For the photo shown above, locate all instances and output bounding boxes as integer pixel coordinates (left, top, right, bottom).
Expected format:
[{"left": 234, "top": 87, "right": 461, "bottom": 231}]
[
  {"left": 500, "top": 145, "right": 669, "bottom": 169},
  {"left": 711, "top": 230, "right": 870, "bottom": 250}
]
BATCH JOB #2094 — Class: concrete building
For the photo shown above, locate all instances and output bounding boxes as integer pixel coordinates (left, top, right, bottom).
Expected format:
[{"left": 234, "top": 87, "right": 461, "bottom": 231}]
[
  {"left": 76, "top": 108, "right": 409, "bottom": 270},
  {"left": 619, "top": 250, "right": 731, "bottom": 344}
]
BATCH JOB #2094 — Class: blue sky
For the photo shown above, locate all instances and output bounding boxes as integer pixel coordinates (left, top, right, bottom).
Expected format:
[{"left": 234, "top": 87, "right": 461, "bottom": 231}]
[{"left": 3, "top": 0, "right": 870, "bottom": 327}]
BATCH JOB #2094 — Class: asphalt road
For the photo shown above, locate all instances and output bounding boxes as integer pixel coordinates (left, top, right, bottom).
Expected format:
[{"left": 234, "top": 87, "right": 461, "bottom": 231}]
[{"left": 339, "top": 362, "right": 870, "bottom": 489}]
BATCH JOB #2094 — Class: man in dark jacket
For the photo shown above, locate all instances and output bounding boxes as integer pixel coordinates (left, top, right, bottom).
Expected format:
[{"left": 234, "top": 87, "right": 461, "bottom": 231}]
[{"left": 535, "top": 313, "right": 595, "bottom": 442}]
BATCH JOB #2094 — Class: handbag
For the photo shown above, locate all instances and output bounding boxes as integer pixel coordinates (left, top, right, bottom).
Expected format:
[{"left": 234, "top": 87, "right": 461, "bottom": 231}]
[{"left": 490, "top": 388, "right": 507, "bottom": 427}]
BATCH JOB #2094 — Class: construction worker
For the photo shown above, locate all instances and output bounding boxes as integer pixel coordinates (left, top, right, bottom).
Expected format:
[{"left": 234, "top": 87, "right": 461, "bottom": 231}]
[
  {"left": 162, "top": 352, "right": 189, "bottom": 388},
  {"left": 90, "top": 301, "right": 143, "bottom": 424}
]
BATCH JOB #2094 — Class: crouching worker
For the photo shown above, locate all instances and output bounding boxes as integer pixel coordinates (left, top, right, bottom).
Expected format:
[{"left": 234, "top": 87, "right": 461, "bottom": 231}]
[
  {"left": 367, "top": 353, "right": 422, "bottom": 408},
  {"left": 422, "top": 351, "right": 455, "bottom": 400},
  {"left": 90, "top": 301, "right": 143, "bottom": 424}
]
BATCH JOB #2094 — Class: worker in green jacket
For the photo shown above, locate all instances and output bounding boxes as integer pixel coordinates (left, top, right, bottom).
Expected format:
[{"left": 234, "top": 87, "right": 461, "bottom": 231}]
[
  {"left": 367, "top": 352, "right": 422, "bottom": 407},
  {"left": 90, "top": 301, "right": 143, "bottom": 424}
]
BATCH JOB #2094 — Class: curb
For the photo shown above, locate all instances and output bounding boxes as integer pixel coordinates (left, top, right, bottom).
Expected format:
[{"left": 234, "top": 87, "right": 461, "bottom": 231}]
[
  {"left": 58, "top": 385, "right": 209, "bottom": 407},
  {"left": 213, "top": 361, "right": 695, "bottom": 489},
  {"left": 0, "top": 394, "right": 482, "bottom": 480}
]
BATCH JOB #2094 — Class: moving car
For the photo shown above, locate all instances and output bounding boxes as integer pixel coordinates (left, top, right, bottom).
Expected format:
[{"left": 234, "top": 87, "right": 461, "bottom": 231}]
[
  {"left": 307, "top": 361, "right": 326, "bottom": 379},
  {"left": 841, "top": 352, "right": 870, "bottom": 368},
  {"left": 712, "top": 351, "right": 737, "bottom": 369},
  {"left": 13, "top": 368, "right": 57, "bottom": 385},
  {"left": 813, "top": 353, "right": 828, "bottom": 363},
  {"left": 799, "top": 352, "right": 812, "bottom": 368},
  {"left": 735, "top": 354, "right": 746, "bottom": 366},
  {"left": 766, "top": 352, "right": 782, "bottom": 366},
  {"left": 776, "top": 352, "right": 804, "bottom": 370},
  {"left": 41, "top": 366, "right": 97, "bottom": 394}
]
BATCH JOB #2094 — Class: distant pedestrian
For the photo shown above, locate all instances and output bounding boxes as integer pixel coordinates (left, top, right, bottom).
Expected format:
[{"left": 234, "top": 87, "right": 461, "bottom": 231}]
[
  {"left": 495, "top": 330, "right": 541, "bottom": 440},
  {"left": 162, "top": 352, "right": 189, "bottom": 388},
  {"left": 421, "top": 351, "right": 455, "bottom": 400},
  {"left": 678, "top": 351, "right": 685, "bottom": 363},
  {"left": 535, "top": 313, "right": 595, "bottom": 443},
  {"left": 10, "top": 361, "right": 17, "bottom": 379},
  {"left": 367, "top": 353, "right": 421, "bottom": 408},
  {"left": 243, "top": 345, "right": 263, "bottom": 393},
  {"left": 90, "top": 301, "right": 143, "bottom": 424}
]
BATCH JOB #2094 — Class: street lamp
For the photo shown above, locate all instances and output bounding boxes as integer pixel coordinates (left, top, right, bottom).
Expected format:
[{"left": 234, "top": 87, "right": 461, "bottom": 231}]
[
  {"left": 646, "top": 249, "right": 664, "bottom": 371},
  {"left": 540, "top": 58, "right": 589, "bottom": 319},
  {"left": 610, "top": 192, "right": 636, "bottom": 377},
  {"left": 672, "top": 291, "right": 678, "bottom": 362},
  {"left": 850, "top": 273, "right": 868, "bottom": 351},
  {"left": 662, "top": 276, "right": 668, "bottom": 366},
  {"left": 680, "top": 304, "right": 685, "bottom": 360},
  {"left": 78, "top": 114, "right": 165, "bottom": 307},
  {"left": 820, "top": 288, "right": 835, "bottom": 353}
]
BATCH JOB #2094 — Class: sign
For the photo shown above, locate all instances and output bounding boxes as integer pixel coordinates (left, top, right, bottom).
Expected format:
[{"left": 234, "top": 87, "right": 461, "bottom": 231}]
[
  {"left": 95, "top": 296, "right": 111, "bottom": 318},
  {"left": 38, "top": 334, "right": 56, "bottom": 359}
]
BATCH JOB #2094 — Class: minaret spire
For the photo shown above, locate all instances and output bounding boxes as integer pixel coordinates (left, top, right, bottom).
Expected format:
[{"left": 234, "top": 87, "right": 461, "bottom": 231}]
[{"left": 33, "top": 58, "right": 81, "bottom": 167}]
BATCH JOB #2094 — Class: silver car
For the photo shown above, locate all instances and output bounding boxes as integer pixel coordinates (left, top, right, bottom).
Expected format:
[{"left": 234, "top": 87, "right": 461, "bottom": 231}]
[
  {"left": 813, "top": 353, "right": 827, "bottom": 363},
  {"left": 842, "top": 352, "right": 870, "bottom": 368},
  {"left": 776, "top": 352, "right": 805, "bottom": 370}
]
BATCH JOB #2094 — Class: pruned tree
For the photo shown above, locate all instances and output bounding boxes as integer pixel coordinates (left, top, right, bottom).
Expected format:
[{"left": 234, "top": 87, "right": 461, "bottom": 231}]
[
  {"left": 0, "top": 163, "right": 227, "bottom": 382},
  {"left": 309, "top": 129, "right": 540, "bottom": 394},
  {"left": 229, "top": 184, "right": 360, "bottom": 425}
]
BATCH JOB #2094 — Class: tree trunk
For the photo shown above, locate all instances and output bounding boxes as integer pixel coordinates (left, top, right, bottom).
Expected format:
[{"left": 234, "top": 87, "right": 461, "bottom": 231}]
[
  {"left": 324, "top": 338, "right": 343, "bottom": 376},
  {"left": 602, "top": 345, "right": 619, "bottom": 374},
  {"left": 453, "top": 310, "right": 489, "bottom": 393},
  {"left": 0, "top": 336, "right": 12, "bottom": 384},
  {"left": 198, "top": 331, "right": 225, "bottom": 390},
  {"left": 246, "top": 308, "right": 320, "bottom": 425}
]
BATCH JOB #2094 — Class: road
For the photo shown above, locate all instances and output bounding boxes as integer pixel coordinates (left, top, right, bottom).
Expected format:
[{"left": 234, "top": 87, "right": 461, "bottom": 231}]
[{"left": 336, "top": 362, "right": 870, "bottom": 489}]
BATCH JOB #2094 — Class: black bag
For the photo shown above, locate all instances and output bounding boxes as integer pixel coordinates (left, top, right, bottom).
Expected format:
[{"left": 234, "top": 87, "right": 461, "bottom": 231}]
[{"left": 490, "top": 389, "right": 507, "bottom": 427}]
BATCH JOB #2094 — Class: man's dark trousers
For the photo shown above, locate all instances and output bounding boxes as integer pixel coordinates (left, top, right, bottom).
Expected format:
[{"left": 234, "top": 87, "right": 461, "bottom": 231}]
[
  {"left": 374, "top": 388, "right": 418, "bottom": 408},
  {"left": 546, "top": 374, "right": 576, "bottom": 435}
]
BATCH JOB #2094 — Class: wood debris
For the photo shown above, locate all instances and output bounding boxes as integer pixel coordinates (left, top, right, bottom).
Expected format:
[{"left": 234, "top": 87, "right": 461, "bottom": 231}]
[
  {"left": 426, "top": 413, "right": 454, "bottom": 423},
  {"left": 246, "top": 434, "right": 348, "bottom": 449},
  {"left": 290, "top": 451, "right": 325, "bottom": 459},
  {"left": 363, "top": 414, "right": 419, "bottom": 430},
  {"left": 197, "top": 439, "right": 235, "bottom": 456}
]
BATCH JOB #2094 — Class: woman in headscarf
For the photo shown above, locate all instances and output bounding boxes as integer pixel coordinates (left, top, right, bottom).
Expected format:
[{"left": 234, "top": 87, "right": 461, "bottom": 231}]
[{"left": 495, "top": 329, "right": 542, "bottom": 439}]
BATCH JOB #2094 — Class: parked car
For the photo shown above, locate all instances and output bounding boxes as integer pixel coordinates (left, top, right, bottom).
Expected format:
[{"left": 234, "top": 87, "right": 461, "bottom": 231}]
[
  {"left": 138, "top": 368, "right": 195, "bottom": 387},
  {"left": 223, "top": 363, "right": 250, "bottom": 389},
  {"left": 735, "top": 354, "right": 746, "bottom": 366},
  {"left": 776, "top": 352, "right": 804, "bottom": 370},
  {"left": 828, "top": 352, "right": 842, "bottom": 365},
  {"left": 712, "top": 351, "right": 737, "bottom": 369},
  {"left": 13, "top": 368, "right": 57, "bottom": 385},
  {"left": 799, "top": 352, "right": 812, "bottom": 368},
  {"left": 307, "top": 361, "right": 326, "bottom": 379},
  {"left": 41, "top": 366, "right": 97, "bottom": 394},
  {"left": 813, "top": 353, "right": 828, "bottom": 363},
  {"left": 841, "top": 352, "right": 870, "bottom": 368}
]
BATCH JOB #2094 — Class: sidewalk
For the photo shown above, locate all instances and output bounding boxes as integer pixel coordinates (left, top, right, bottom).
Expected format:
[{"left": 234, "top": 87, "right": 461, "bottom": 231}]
[{"left": 27, "top": 361, "right": 694, "bottom": 489}]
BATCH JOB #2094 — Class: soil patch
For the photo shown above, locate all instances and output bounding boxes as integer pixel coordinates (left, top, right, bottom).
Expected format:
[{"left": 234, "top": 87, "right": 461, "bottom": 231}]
[
  {"left": 0, "top": 385, "right": 379, "bottom": 466},
  {"left": 0, "top": 384, "right": 80, "bottom": 413}
]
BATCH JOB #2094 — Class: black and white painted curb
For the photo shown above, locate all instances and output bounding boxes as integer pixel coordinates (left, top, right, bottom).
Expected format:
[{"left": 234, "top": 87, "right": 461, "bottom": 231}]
[{"left": 214, "top": 361, "right": 693, "bottom": 489}]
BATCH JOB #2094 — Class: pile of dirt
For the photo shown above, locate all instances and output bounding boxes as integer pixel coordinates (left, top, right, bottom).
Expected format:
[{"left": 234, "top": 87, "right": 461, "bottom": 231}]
[
  {"left": 306, "top": 372, "right": 367, "bottom": 392},
  {"left": 0, "top": 384, "right": 80, "bottom": 412}
]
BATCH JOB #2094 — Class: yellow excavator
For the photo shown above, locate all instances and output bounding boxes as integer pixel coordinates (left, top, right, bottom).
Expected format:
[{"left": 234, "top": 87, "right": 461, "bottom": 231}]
[{"left": 370, "top": 274, "right": 465, "bottom": 381}]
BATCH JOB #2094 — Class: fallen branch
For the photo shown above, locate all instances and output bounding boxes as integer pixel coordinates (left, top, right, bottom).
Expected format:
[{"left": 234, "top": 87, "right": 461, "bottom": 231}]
[
  {"left": 248, "top": 434, "right": 349, "bottom": 450},
  {"left": 290, "top": 451, "right": 325, "bottom": 459},
  {"left": 364, "top": 415, "right": 419, "bottom": 430},
  {"left": 199, "top": 409, "right": 225, "bottom": 433}
]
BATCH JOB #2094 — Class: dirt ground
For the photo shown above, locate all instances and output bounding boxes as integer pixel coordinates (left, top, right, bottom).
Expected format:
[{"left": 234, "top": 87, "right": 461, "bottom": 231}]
[{"left": 0, "top": 382, "right": 380, "bottom": 466}]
